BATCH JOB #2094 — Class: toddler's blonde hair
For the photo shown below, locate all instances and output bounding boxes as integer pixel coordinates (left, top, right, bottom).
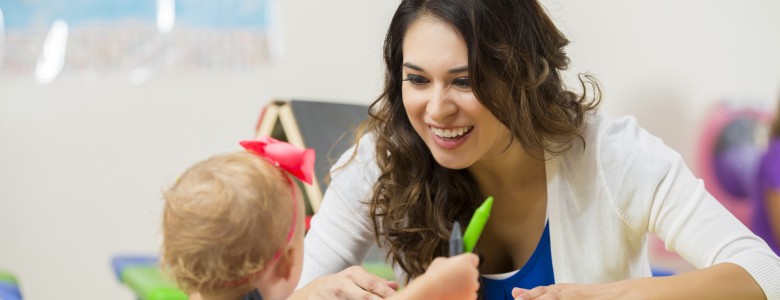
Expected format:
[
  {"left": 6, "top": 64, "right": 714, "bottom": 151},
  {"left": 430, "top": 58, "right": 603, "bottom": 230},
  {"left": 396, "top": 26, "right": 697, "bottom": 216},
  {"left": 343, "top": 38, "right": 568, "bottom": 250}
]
[{"left": 161, "top": 151, "right": 294, "bottom": 293}]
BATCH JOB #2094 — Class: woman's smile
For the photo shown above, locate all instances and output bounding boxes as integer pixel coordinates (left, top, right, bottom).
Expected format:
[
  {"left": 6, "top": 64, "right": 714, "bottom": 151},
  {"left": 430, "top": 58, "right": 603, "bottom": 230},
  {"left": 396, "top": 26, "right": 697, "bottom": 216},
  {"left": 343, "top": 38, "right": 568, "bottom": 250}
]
[{"left": 429, "top": 125, "right": 474, "bottom": 149}]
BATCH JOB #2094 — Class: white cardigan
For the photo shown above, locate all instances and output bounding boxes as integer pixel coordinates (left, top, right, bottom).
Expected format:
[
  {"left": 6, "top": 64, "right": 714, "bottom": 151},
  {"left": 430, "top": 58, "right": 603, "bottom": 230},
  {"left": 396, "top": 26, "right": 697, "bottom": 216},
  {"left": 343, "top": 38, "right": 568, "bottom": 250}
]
[{"left": 299, "top": 112, "right": 780, "bottom": 299}]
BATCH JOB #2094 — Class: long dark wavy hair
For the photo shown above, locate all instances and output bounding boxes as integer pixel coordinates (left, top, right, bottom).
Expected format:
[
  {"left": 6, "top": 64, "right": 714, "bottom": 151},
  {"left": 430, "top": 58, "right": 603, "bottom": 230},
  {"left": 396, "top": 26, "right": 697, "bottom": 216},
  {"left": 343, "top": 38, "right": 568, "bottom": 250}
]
[{"left": 355, "top": 0, "right": 601, "bottom": 282}]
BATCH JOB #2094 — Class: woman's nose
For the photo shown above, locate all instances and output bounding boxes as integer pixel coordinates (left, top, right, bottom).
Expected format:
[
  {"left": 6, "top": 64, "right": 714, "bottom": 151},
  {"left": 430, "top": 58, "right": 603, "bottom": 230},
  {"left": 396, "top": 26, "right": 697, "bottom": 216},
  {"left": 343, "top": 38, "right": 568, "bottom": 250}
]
[{"left": 426, "top": 87, "right": 456, "bottom": 122}]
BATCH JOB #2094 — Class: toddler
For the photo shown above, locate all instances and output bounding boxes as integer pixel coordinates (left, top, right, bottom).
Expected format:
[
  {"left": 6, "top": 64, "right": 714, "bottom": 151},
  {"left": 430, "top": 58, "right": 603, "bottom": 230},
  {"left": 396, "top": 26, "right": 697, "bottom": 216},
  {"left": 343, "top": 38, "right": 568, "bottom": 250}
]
[{"left": 162, "top": 137, "right": 478, "bottom": 300}]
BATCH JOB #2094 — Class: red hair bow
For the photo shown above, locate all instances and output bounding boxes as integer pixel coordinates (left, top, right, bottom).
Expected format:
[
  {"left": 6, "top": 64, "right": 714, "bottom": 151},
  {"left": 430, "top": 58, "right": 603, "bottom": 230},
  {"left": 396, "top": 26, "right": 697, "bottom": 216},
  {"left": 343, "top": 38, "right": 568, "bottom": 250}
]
[{"left": 239, "top": 137, "right": 315, "bottom": 185}]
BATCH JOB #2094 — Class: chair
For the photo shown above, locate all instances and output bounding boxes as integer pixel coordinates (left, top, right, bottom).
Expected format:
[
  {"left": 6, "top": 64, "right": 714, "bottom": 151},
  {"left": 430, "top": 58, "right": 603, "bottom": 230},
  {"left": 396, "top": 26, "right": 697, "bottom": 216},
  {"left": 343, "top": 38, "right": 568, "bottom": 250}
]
[
  {"left": 111, "top": 255, "right": 187, "bottom": 300},
  {"left": 0, "top": 269, "right": 23, "bottom": 300}
]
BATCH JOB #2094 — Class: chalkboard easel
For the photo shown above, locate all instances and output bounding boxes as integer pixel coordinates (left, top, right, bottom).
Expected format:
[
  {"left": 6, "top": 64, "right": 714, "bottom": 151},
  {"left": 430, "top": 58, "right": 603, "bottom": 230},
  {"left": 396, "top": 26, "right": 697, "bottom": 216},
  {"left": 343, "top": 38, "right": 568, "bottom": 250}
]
[{"left": 254, "top": 99, "right": 369, "bottom": 214}]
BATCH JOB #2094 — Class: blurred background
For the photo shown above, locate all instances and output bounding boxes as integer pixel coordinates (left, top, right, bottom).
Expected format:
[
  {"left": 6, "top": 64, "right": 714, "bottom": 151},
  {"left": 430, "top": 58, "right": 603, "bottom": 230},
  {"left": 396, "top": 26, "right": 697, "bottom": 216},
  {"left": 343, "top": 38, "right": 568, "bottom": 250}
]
[{"left": 1, "top": 0, "right": 779, "bottom": 298}]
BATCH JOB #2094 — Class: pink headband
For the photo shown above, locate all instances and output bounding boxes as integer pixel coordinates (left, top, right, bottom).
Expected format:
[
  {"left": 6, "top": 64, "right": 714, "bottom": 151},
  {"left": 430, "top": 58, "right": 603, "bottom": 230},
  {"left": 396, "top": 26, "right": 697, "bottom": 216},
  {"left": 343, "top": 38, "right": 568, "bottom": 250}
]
[
  {"left": 217, "top": 137, "right": 315, "bottom": 288},
  {"left": 239, "top": 137, "right": 315, "bottom": 185}
]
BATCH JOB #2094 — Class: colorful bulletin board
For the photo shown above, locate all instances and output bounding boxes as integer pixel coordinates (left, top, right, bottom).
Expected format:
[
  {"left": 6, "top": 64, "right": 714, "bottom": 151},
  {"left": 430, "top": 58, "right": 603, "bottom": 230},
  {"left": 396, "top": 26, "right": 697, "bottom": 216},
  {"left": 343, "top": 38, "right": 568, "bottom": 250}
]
[{"left": 0, "top": 0, "right": 278, "bottom": 81}]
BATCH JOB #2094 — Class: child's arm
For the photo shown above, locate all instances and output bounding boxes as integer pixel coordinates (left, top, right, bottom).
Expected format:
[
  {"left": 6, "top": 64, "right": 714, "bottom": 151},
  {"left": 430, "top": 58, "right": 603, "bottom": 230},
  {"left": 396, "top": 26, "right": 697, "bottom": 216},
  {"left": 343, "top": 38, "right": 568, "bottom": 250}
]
[{"left": 390, "top": 253, "right": 480, "bottom": 300}]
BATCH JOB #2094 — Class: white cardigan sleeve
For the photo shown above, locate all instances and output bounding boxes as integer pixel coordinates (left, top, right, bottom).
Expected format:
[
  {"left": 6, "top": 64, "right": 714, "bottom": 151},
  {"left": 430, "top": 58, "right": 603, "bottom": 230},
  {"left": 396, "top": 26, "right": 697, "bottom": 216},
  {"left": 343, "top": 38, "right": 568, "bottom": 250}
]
[
  {"left": 599, "top": 116, "right": 780, "bottom": 299},
  {"left": 297, "top": 135, "right": 380, "bottom": 288}
]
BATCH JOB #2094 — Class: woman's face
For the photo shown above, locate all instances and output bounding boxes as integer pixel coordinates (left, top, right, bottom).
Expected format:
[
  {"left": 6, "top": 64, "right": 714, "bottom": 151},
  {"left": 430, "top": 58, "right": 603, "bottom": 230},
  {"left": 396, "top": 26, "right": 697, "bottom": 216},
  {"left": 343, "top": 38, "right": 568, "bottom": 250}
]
[{"left": 402, "top": 16, "right": 511, "bottom": 170}]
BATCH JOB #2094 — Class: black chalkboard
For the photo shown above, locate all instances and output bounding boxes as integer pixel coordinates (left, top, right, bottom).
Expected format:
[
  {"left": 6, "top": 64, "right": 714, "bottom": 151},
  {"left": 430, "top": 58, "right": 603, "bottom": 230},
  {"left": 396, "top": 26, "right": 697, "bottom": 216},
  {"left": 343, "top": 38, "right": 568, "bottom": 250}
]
[{"left": 255, "top": 99, "right": 369, "bottom": 213}]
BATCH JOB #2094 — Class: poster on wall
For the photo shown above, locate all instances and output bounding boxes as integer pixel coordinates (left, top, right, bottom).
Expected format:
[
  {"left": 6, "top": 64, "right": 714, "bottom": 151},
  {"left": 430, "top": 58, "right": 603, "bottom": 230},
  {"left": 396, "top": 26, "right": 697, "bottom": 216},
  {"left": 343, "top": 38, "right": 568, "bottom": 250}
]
[{"left": 0, "top": 0, "right": 279, "bottom": 83}]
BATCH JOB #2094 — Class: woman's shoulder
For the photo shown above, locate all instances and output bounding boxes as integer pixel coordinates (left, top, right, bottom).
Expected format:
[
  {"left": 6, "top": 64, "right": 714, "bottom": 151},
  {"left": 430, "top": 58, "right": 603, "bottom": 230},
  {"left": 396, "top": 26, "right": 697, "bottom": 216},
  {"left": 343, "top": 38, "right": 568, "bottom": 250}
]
[
  {"left": 569, "top": 110, "right": 687, "bottom": 201},
  {"left": 332, "top": 132, "right": 379, "bottom": 169},
  {"left": 328, "top": 132, "right": 382, "bottom": 188},
  {"left": 562, "top": 111, "right": 688, "bottom": 232},
  {"left": 582, "top": 110, "right": 651, "bottom": 144},
  {"left": 580, "top": 110, "right": 677, "bottom": 162}
]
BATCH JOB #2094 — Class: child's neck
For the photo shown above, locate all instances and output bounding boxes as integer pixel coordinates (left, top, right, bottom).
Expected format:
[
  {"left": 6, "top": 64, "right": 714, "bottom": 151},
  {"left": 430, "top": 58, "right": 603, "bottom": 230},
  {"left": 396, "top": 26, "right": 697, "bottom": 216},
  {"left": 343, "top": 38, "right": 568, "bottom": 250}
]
[{"left": 199, "top": 285, "right": 254, "bottom": 300}]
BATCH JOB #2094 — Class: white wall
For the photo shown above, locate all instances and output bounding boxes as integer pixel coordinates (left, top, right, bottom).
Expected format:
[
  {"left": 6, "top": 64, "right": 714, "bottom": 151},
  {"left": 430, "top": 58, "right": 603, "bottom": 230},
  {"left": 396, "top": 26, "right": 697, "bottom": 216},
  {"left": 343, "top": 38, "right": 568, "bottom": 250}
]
[
  {"left": 1, "top": 1, "right": 779, "bottom": 298},
  {"left": 551, "top": 0, "right": 780, "bottom": 164}
]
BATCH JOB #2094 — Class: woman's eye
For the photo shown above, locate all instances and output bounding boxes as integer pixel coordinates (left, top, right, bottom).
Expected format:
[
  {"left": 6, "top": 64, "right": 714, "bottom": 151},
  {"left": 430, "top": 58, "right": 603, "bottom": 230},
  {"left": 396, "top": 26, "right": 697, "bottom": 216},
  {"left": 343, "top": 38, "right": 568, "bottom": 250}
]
[
  {"left": 404, "top": 74, "right": 429, "bottom": 85},
  {"left": 453, "top": 77, "right": 471, "bottom": 88}
]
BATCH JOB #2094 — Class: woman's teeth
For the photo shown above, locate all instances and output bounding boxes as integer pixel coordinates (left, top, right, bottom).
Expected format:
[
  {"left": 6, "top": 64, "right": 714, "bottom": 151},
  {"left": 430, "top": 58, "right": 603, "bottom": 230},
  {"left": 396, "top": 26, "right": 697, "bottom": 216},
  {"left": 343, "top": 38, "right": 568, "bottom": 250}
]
[{"left": 431, "top": 126, "right": 473, "bottom": 138}]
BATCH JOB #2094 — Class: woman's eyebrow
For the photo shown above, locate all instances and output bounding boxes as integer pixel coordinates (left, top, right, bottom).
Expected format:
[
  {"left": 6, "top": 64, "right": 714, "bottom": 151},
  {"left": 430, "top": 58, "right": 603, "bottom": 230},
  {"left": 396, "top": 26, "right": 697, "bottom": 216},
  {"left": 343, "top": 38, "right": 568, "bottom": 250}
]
[
  {"left": 402, "top": 62, "right": 468, "bottom": 74},
  {"left": 448, "top": 66, "right": 468, "bottom": 74},
  {"left": 402, "top": 62, "right": 424, "bottom": 71}
]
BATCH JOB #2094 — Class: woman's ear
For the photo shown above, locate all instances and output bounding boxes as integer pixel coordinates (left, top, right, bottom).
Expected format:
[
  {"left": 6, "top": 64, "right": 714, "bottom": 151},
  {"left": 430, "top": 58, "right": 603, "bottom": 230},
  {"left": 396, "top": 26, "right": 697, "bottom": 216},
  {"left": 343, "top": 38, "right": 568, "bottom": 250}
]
[{"left": 274, "top": 247, "right": 296, "bottom": 280}]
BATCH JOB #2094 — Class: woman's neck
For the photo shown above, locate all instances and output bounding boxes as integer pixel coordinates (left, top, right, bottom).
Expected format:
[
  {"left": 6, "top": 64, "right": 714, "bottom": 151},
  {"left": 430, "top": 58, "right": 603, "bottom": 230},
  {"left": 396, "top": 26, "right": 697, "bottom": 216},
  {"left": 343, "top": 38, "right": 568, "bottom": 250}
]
[
  {"left": 468, "top": 140, "right": 546, "bottom": 197},
  {"left": 467, "top": 140, "right": 549, "bottom": 272}
]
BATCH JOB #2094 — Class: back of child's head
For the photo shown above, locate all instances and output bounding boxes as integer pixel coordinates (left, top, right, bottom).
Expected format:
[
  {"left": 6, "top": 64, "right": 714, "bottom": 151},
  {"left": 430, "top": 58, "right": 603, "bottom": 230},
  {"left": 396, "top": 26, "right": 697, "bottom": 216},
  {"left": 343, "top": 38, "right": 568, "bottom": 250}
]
[{"left": 161, "top": 151, "right": 294, "bottom": 294}]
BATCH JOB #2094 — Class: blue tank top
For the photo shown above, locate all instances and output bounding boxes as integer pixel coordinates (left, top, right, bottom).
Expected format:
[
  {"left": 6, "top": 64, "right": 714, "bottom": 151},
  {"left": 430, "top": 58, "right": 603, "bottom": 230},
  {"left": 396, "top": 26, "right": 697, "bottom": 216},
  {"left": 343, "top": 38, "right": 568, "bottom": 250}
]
[{"left": 481, "top": 221, "right": 555, "bottom": 300}]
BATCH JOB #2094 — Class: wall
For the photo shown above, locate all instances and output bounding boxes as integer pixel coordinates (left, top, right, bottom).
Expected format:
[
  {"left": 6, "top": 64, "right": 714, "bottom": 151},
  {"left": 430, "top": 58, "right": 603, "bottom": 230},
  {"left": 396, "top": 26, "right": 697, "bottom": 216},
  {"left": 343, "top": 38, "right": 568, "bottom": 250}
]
[{"left": 0, "top": 1, "right": 779, "bottom": 298}]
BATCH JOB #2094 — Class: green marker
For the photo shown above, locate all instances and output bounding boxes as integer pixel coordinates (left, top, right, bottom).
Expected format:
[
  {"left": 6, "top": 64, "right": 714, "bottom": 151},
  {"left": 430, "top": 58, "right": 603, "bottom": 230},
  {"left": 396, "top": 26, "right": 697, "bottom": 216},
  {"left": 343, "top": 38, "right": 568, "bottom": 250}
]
[{"left": 463, "top": 196, "right": 493, "bottom": 253}]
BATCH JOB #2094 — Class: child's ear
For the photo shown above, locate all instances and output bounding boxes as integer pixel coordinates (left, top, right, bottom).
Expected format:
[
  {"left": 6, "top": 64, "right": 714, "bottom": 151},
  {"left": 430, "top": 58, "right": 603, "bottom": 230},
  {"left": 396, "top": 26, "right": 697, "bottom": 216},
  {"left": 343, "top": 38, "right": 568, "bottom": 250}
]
[{"left": 274, "top": 247, "right": 295, "bottom": 280}]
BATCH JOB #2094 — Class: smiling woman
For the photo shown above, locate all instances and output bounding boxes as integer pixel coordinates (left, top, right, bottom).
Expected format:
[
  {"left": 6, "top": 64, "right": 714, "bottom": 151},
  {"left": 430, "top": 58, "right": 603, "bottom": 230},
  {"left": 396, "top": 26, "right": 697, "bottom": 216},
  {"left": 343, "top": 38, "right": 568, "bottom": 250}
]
[
  {"left": 356, "top": 0, "right": 599, "bottom": 284},
  {"left": 294, "top": 0, "right": 780, "bottom": 300}
]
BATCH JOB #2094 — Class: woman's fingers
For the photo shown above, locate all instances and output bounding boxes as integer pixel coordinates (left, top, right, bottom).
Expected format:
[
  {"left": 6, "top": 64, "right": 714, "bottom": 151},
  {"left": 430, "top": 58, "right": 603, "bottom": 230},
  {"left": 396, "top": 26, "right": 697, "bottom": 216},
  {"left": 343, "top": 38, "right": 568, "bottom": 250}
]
[
  {"left": 337, "top": 281, "right": 385, "bottom": 300},
  {"left": 513, "top": 285, "right": 559, "bottom": 300},
  {"left": 344, "top": 265, "right": 399, "bottom": 298},
  {"left": 512, "top": 287, "right": 528, "bottom": 298}
]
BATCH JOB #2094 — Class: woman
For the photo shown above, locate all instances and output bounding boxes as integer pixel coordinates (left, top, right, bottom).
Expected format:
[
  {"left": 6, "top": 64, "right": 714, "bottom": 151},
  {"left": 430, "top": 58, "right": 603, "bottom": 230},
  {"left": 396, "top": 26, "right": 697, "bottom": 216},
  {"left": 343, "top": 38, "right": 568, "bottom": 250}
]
[
  {"left": 754, "top": 102, "right": 780, "bottom": 255},
  {"left": 296, "top": 0, "right": 780, "bottom": 299}
]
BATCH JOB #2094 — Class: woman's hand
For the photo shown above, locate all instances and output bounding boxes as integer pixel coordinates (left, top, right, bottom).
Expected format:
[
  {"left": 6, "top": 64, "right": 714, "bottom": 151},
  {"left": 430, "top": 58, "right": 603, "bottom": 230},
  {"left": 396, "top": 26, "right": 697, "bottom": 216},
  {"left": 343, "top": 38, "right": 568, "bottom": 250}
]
[
  {"left": 295, "top": 265, "right": 399, "bottom": 300},
  {"left": 511, "top": 283, "right": 632, "bottom": 300}
]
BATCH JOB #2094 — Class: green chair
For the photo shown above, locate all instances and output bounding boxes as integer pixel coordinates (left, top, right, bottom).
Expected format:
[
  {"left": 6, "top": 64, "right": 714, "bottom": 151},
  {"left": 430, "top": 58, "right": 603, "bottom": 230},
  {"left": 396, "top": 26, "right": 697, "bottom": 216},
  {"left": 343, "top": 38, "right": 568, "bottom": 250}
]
[
  {"left": 122, "top": 266, "right": 187, "bottom": 300},
  {"left": 0, "top": 269, "right": 22, "bottom": 300},
  {"left": 112, "top": 255, "right": 187, "bottom": 300}
]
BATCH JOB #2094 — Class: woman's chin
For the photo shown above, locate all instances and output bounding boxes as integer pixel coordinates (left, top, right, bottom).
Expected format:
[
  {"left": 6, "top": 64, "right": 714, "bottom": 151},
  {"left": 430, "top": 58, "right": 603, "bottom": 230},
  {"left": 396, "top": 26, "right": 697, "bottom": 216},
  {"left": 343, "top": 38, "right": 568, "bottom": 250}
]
[{"left": 432, "top": 154, "right": 471, "bottom": 170}]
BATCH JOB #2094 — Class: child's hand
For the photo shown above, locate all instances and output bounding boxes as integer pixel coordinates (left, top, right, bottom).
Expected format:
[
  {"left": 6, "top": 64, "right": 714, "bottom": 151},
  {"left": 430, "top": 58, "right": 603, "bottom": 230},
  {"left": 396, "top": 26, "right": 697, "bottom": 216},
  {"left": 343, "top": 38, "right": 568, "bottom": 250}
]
[
  {"left": 423, "top": 253, "right": 480, "bottom": 300},
  {"left": 189, "top": 293, "right": 203, "bottom": 300}
]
